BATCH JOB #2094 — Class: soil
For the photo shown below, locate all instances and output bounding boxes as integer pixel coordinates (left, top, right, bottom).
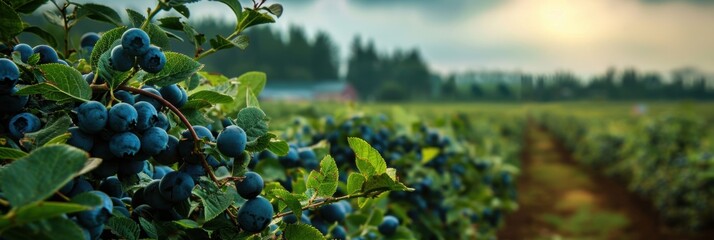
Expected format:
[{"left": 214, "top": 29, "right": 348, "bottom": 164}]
[{"left": 496, "top": 124, "right": 713, "bottom": 240}]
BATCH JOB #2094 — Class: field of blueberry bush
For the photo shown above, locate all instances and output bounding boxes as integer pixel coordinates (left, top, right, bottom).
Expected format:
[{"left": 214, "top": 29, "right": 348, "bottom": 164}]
[{"left": 1, "top": 0, "right": 714, "bottom": 240}]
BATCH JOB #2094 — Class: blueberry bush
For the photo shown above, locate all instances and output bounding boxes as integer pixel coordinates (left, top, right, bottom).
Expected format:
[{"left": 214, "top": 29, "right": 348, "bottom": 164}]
[{"left": 0, "top": 1, "right": 526, "bottom": 239}]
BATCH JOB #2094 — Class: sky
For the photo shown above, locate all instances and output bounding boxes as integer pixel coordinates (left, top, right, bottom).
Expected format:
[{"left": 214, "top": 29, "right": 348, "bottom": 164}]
[{"left": 69, "top": 0, "right": 714, "bottom": 77}]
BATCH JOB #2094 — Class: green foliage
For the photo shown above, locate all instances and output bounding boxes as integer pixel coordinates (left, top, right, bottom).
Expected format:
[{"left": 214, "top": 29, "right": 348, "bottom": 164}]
[
  {"left": 142, "top": 52, "right": 203, "bottom": 87},
  {"left": 17, "top": 64, "right": 91, "bottom": 103},
  {"left": 306, "top": 156, "right": 339, "bottom": 198}
]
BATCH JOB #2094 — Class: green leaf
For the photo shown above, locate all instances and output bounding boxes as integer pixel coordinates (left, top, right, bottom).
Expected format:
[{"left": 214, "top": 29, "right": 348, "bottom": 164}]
[
  {"left": 346, "top": 173, "right": 366, "bottom": 195},
  {"left": 284, "top": 223, "right": 326, "bottom": 240},
  {"left": 7, "top": 201, "right": 94, "bottom": 228},
  {"left": 237, "top": 9, "right": 275, "bottom": 32},
  {"left": 213, "top": 0, "right": 242, "bottom": 31},
  {"left": 174, "top": 5, "right": 190, "bottom": 18},
  {"left": 142, "top": 52, "right": 203, "bottom": 87},
  {"left": 182, "top": 108, "right": 213, "bottom": 126},
  {"left": 306, "top": 155, "right": 339, "bottom": 198},
  {"left": 267, "top": 139, "right": 289, "bottom": 156},
  {"left": 139, "top": 218, "right": 158, "bottom": 239},
  {"left": 70, "top": 192, "right": 102, "bottom": 207},
  {"left": 0, "top": 217, "right": 84, "bottom": 240},
  {"left": 90, "top": 26, "right": 127, "bottom": 69},
  {"left": 78, "top": 3, "right": 123, "bottom": 26},
  {"left": 22, "top": 114, "right": 72, "bottom": 149},
  {"left": 107, "top": 216, "right": 140, "bottom": 240},
  {"left": 198, "top": 71, "right": 229, "bottom": 85},
  {"left": 0, "top": 147, "right": 27, "bottom": 160},
  {"left": 209, "top": 35, "right": 249, "bottom": 51},
  {"left": 0, "top": 145, "right": 88, "bottom": 206},
  {"left": 193, "top": 179, "right": 236, "bottom": 221},
  {"left": 126, "top": 9, "right": 145, "bottom": 27},
  {"left": 347, "top": 137, "right": 387, "bottom": 177},
  {"left": 173, "top": 219, "right": 200, "bottom": 229},
  {"left": 362, "top": 173, "right": 409, "bottom": 194},
  {"left": 266, "top": 4, "right": 284, "bottom": 18},
  {"left": 229, "top": 71, "right": 266, "bottom": 110},
  {"left": 16, "top": 64, "right": 91, "bottom": 103},
  {"left": 188, "top": 90, "right": 233, "bottom": 104},
  {"left": 231, "top": 151, "right": 250, "bottom": 177},
  {"left": 158, "top": 17, "right": 183, "bottom": 31},
  {"left": 146, "top": 23, "right": 170, "bottom": 49},
  {"left": 43, "top": 11, "right": 64, "bottom": 27},
  {"left": 421, "top": 147, "right": 440, "bottom": 164},
  {"left": 182, "top": 22, "right": 205, "bottom": 47},
  {"left": 22, "top": 26, "right": 57, "bottom": 47},
  {"left": 5, "top": 0, "right": 49, "bottom": 14},
  {"left": 246, "top": 88, "right": 260, "bottom": 108},
  {"left": 271, "top": 189, "right": 302, "bottom": 220},
  {"left": 0, "top": 1, "right": 23, "bottom": 41},
  {"left": 236, "top": 107, "right": 269, "bottom": 142}
]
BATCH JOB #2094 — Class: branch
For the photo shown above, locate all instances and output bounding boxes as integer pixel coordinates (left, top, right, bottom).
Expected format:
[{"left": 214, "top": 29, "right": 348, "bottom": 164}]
[
  {"left": 140, "top": 2, "right": 163, "bottom": 29},
  {"left": 272, "top": 191, "right": 377, "bottom": 219}
]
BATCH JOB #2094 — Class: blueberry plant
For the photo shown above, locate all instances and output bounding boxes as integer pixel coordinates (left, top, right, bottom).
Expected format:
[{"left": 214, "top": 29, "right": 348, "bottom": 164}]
[{"left": 0, "top": 0, "right": 412, "bottom": 239}]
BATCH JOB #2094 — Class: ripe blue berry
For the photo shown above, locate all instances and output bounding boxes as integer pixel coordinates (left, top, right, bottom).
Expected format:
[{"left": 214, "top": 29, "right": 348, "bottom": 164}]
[
  {"left": 139, "top": 46, "right": 165, "bottom": 73},
  {"left": 121, "top": 28, "right": 151, "bottom": 56},
  {"left": 159, "top": 84, "right": 184, "bottom": 108},
  {"left": 110, "top": 45, "right": 134, "bottom": 72},
  {"left": 154, "top": 135, "right": 179, "bottom": 165},
  {"left": 135, "top": 88, "right": 163, "bottom": 111},
  {"left": 141, "top": 127, "right": 168, "bottom": 156},
  {"left": 318, "top": 203, "right": 346, "bottom": 223},
  {"left": 76, "top": 101, "right": 107, "bottom": 134},
  {"left": 181, "top": 125, "right": 215, "bottom": 141},
  {"left": 76, "top": 191, "right": 113, "bottom": 227},
  {"left": 235, "top": 171, "right": 264, "bottom": 199},
  {"left": 331, "top": 225, "right": 347, "bottom": 240},
  {"left": 217, "top": 125, "right": 247, "bottom": 158},
  {"left": 118, "top": 159, "right": 145, "bottom": 176},
  {"left": 143, "top": 180, "right": 173, "bottom": 210},
  {"left": 66, "top": 177, "right": 93, "bottom": 198},
  {"left": 110, "top": 132, "right": 141, "bottom": 158},
  {"left": 279, "top": 146, "right": 300, "bottom": 168},
  {"left": 153, "top": 165, "right": 174, "bottom": 179},
  {"left": 8, "top": 112, "right": 41, "bottom": 139},
  {"left": 0, "top": 58, "right": 20, "bottom": 91},
  {"left": 179, "top": 163, "right": 205, "bottom": 182},
  {"left": 99, "top": 176, "right": 123, "bottom": 198},
  {"left": 237, "top": 196, "right": 274, "bottom": 233},
  {"left": 67, "top": 126, "right": 94, "bottom": 152},
  {"left": 113, "top": 90, "right": 134, "bottom": 104},
  {"left": 134, "top": 101, "right": 158, "bottom": 131},
  {"left": 378, "top": 215, "right": 399, "bottom": 236},
  {"left": 159, "top": 171, "right": 194, "bottom": 202},
  {"left": 12, "top": 44, "right": 33, "bottom": 63},
  {"left": 108, "top": 102, "right": 138, "bottom": 132},
  {"left": 80, "top": 32, "right": 101, "bottom": 48},
  {"left": 155, "top": 112, "right": 170, "bottom": 131},
  {"left": 32, "top": 45, "right": 59, "bottom": 64}
]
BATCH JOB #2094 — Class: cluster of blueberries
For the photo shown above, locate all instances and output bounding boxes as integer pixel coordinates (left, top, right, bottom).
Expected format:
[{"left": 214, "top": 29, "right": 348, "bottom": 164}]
[{"left": 109, "top": 28, "right": 166, "bottom": 73}]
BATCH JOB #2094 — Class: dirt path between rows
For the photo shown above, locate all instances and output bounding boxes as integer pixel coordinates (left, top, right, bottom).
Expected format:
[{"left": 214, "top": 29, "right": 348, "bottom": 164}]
[{"left": 497, "top": 124, "right": 711, "bottom": 240}]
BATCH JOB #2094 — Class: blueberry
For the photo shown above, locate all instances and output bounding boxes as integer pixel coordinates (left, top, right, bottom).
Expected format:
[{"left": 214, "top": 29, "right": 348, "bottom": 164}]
[
  {"left": 143, "top": 180, "right": 173, "bottom": 210},
  {"left": 110, "top": 45, "right": 134, "bottom": 72},
  {"left": 153, "top": 135, "right": 179, "bottom": 165},
  {"left": 279, "top": 146, "right": 300, "bottom": 168},
  {"left": 378, "top": 215, "right": 399, "bottom": 236},
  {"left": 216, "top": 126, "right": 247, "bottom": 158},
  {"left": 83, "top": 72, "right": 104, "bottom": 85},
  {"left": 155, "top": 112, "right": 170, "bottom": 131},
  {"left": 130, "top": 188, "right": 145, "bottom": 209},
  {"left": 318, "top": 203, "right": 345, "bottom": 223},
  {"left": 179, "top": 163, "right": 205, "bottom": 182},
  {"left": 32, "top": 45, "right": 59, "bottom": 64},
  {"left": 153, "top": 165, "right": 174, "bottom": 179},
  {"left": 121, "top": 28, "right": 151, "bottom": 56},
  {"left": 337, "top": 200, "right": 352, "bottom": 214},
  {"left": 108, "top": 102, "right": 138, "bottom": 132},
  {"left": 159, "top": 84, "right": 184, "bottom": 108},
  {"left": 235, "top": 171, "right": 263, "bottom": 200},
  {"left": 159, "top": 171, "right": 194, "bottom": 202},
  {"left": 311, "top": 217, "right": 328, "bottom": 235},
  {"left": 98, "top": 176, "right": 123, "bottom": 198},
  {"left": 134, "top": 101, "right": 158, "bottom": 131},
  {"left": 131, "top": 204, "right": 154, "bottom": 220},
  {"left": 110, "top": 132, "right": 140, "bottom": 158},
  {"left": 283, "top": 212, "right": 311, "bottom": 224},
  {"left": 113, "top": 90, "right": 134, "bottom": 104},
  {"left": 299, "top": 148, "right": 318, "bottom": 170},
  {"left": 258, "top": 150, "right": 278, "bottom": 160},
  {"left": 0, "top": 58, "right": 20, "bottom": 91},
  {"left": 76, "top": 191, "right": 113, "bottom": 227},
  {"left": 331, "top": 225, "right": 347, "bottom": 240},
  {"left": 237, "top": 196, "right": 274, "bottom": 233},
  {"left": 76, "top": 101, "right": 107, "bottom": 134},
  {"left": 80, "top": 32, "right": 101, "bottom": 48},
  {"left": 135, "top": 87, "right": 162, "bottom": 110},
  {"left": 12, "top": 44, "right": 33, "bottom": 63},
  {"left": 7, "top": 112, "right": 40, "bottom": 139},
  {"left": 139, "top": 46, "right": 165, "bottom": 73},
  {"left": 67, "top": 126, "right": 94, "bottom": 152},
  {"left": 141, "top": 127, "right": 168, "bottom": 156},
  {"left": 181, "top": 125, "right": 214, "bottom": 141},
  {"left": 91, "top": 155, "right": 118, "bottom": 178},
  {"left": 85, "top": 223, "right": 104, "bottom": 240},
  {"left": 66, "top": 177, "right": 93, "bottom": 198}
]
